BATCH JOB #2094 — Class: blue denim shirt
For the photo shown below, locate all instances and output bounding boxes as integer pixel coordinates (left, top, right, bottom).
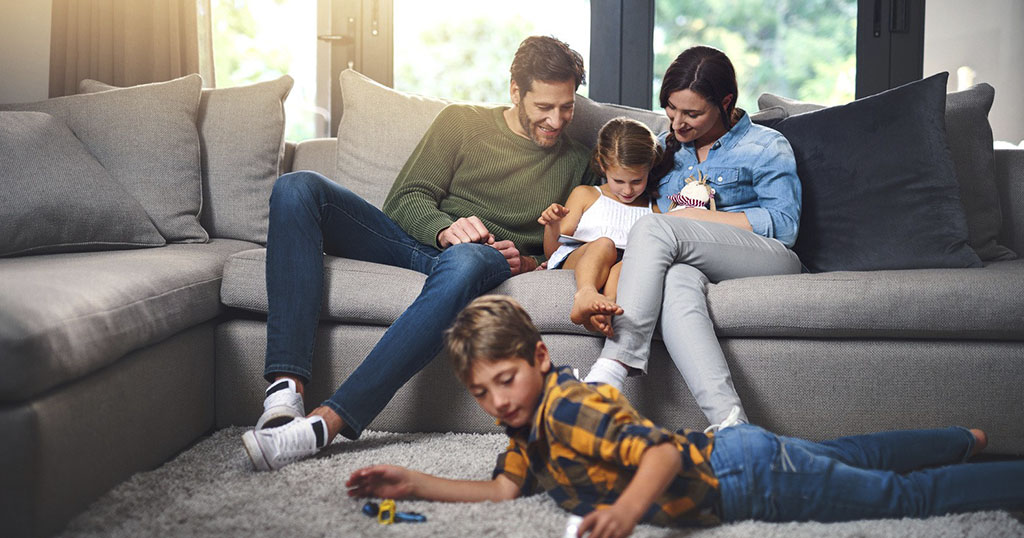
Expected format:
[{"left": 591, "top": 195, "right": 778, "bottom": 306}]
[{"left": 656, "top": 113, "right": 802, "bottom": 247}]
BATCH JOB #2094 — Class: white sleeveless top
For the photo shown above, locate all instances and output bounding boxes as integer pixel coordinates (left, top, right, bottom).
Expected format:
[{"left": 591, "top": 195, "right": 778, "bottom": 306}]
[{"left": 548, "top": 186, "right": 653, "bottom": 269}]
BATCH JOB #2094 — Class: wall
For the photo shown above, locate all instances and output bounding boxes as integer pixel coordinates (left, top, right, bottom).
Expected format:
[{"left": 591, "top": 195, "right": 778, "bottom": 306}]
[
  {"left": 0, "top": 0, "right": 52, "bottom": 104},
  {"left": 924, "top": 0, "right": 1024, "bottom": 144}
]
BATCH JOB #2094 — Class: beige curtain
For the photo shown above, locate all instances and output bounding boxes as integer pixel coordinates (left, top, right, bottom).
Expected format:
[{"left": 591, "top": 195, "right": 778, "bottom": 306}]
[{"left": 49, "top": 0, "right": 202, "bottom": 97}]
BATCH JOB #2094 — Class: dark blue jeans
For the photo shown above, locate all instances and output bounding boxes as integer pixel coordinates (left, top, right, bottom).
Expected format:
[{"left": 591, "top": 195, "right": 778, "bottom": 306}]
[
  {"left": 264, "top": 171, "right": 511, "bottom": 438},
  {"left": 711, "top": 424, "right": 1024, "bottom": 522}
]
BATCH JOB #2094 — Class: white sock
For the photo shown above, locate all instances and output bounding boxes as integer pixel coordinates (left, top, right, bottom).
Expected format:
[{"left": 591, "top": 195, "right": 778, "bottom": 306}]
[{"left": 583, "top": 358, "right": 628, "bottom": 389}]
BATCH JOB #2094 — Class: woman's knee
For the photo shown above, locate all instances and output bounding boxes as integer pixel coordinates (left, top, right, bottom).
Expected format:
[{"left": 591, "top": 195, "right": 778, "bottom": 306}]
[{"left": 628, "top": 213, "right": 670, "bottom": 243}]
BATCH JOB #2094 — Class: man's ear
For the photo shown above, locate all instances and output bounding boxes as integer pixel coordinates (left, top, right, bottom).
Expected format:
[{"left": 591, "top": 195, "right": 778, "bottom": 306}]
[
  {"left": 534, "top": 341, "right": 551, "bottom": 374},
  {"left": 510, "top": 80, "right": 521, "bottom": 106}
]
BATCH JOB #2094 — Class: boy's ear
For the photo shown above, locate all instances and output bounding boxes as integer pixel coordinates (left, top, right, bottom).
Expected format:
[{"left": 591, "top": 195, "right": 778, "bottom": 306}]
[{"left": 534, "top": 341, "right": 551, "bottom": 373}]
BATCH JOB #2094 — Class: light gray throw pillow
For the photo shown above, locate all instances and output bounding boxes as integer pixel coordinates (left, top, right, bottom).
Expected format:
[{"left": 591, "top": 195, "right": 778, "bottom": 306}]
[
  {"left": 756, "top": 85, "right": 1016, "bottom": 261},
  {"left": 0, "top": 111, "right": 165, "bottom": 256},
  {"left": 82, "top": 76, "right": 294, "bottom": 244},
  {"left": 1, "top": 75, "right": 207, "bottom": 243}
]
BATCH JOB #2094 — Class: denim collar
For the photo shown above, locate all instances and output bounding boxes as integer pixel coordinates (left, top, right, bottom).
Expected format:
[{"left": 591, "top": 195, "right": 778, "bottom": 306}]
[{"left": 681, "top": 109, "right": 751, "bottom": 155}]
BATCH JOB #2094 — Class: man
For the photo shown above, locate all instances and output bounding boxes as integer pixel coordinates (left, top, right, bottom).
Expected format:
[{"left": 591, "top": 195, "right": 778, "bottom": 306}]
[{"left": 242, "top": 36, "right": 596, "bottom": 470}]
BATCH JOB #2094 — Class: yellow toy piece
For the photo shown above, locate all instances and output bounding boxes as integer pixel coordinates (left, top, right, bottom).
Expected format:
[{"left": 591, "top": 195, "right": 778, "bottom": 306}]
[{"left": 377, "top": 499, "right": 396, "bottom": 525}]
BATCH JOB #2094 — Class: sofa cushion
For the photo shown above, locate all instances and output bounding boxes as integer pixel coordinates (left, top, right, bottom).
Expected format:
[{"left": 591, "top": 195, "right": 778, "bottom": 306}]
[
  {"left": 567, "top": 94, "right": 669, "bottom": 150},
  {"left": 220, "top": 249, "right": 1024, "bottom": 341},
  {"left": 0, "top": 239, "right": 257, "bottom": 401},
  {"left": 0, "top": 111, "right": 165, "bottom": 257},
  {"left": 220, "top": 249, "right": 588, "bottom": 334},
  {"left": 707, "top": 259, "right": 1024, "bottom": 340},
  {"left": 771, "top": 73, "right": 981, "bottom": 272},
  {"left": 758, "top": 83, "right": 1016, "bottom": 262},
  {"left": 81, "top": 76, "right": 294, "bottom": 245},
  {"left": 334, "top": 69, "right": 451, "bottom": 208},
  {"left": 1, "top": 75, "right": 207, "bottom": 243}
]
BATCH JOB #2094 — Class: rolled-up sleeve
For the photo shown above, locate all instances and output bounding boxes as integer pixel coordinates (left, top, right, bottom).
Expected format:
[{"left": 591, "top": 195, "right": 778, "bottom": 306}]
[{"left": 748, "top": 136, "right": 801, "bottom": 247}]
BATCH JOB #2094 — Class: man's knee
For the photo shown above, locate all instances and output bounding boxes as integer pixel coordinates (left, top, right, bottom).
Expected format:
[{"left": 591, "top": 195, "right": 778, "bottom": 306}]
[
  {"left": 436, "top": 243, "right": 509, "bottom": 281},
  {"left": 270, "top": 170, "right": 328, "bottom": 208}
]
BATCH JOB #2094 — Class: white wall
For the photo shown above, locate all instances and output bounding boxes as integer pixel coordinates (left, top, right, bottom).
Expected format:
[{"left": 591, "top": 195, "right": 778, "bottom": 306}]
[
  {"left": 924, "top": 0, "right": 1024, "bottom": 144},
  {"left": 0, "top": 0, "right": 52, "bottom": 104}
]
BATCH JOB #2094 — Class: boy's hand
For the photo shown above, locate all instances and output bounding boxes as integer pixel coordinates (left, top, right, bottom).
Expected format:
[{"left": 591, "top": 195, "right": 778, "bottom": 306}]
[
  {"left": 537, "top": 203, "right": 569, "bottom": 226},
  {"left": 346, "top": 465, "right": 417, "bottom": 499},
  {"left": 577, "top": 505, "right": 639, "bottom": 538}
]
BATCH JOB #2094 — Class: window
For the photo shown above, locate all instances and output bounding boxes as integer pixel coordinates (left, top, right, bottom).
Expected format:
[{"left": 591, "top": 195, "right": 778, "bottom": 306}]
[
  {"left": 209, "top": 0, "right": 324, "bottom": 141},
  {"left": 392, "top": 0, "right": 591, "bottom": 102},
  {"left": 653, "top": 0, "right": 857, "bottom": 112}
]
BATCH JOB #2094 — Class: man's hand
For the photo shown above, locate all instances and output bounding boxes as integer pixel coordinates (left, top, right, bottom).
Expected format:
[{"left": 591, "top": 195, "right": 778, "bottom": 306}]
[
  {"left": 438, "top": 216, "right": 492, "bottom": 248},
  {"left": 577, "top": 505, "right": 640, "bottom": 538},
  {"left": 537, "top": 203, "right": 569, "bottom": 226},
  {"left": 491, "top": 240, "right": 537, "bottom": 276},
  {"left": 346, "top": 465, "right": 418, "bottom": 499}
]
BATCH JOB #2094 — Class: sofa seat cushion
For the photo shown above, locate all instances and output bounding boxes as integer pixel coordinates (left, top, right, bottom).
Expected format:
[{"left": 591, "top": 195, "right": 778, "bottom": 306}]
[
  {"left": 220, "top": 249, "right": 587, "bottom": 333},
  {"left": 708, "top": 259, "right": 1024, "bottom": 339},
  {"left": 0, "top": 239, "right": 257, "bottom": 401},
  {"left": 221, "top": 249, "right": 1024, "bottom": 341}
]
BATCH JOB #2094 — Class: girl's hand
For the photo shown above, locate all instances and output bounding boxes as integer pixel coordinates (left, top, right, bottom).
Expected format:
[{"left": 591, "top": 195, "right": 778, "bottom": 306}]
[
  {"left": 577, "top": 505, "right": 639, "bottom": 538},
  {"left": 538, "top": 203, "right": 569, "bottom": 225},
  {"left": 346, "top": 465, "right": 417, "bottom": 499}
]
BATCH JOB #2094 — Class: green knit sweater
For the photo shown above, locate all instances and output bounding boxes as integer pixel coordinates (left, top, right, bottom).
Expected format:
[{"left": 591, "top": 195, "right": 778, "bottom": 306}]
[{"left": 382, "top": 104, "right": 595, "bottom": 262}]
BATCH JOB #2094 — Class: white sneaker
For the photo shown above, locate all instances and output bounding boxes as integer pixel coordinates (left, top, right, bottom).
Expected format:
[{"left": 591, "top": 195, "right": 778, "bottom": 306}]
[
  {"left": 256, "top": 378, "right": 304, "bottom": 430},
  {"left": 704, "top": 405, "right": 745, "bottom": 434},
  {"left": 242, "top": 415, "right": 327, "bottom": 471},
  {"left": 583, "top": 358, "right": 628, "bottom": 390}
]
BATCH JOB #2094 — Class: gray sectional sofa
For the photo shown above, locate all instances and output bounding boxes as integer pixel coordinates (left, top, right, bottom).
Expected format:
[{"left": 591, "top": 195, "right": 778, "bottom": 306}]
[{"left": 2, "top": 68, "right": 1021, "bottom": 537}]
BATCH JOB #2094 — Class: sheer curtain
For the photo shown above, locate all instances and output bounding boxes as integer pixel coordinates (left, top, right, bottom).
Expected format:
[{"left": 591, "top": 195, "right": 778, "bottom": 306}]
[{"left": 49, "top": 0, "right": 211, "bottom": 97}]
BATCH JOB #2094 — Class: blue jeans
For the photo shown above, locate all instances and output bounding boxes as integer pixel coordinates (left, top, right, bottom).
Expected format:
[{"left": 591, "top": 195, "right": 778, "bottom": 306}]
[
  {"left": 710, "top": 424, "right": 1024, "bottom": 522},
  {"left": 264, "top": 171, "right": 511, "bottom": 438}
]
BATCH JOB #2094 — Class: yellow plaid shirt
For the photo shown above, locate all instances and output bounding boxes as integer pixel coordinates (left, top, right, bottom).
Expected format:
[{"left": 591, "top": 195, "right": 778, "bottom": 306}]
[{"left": 493, "top": 366, "right": 721, "bottom": 527}]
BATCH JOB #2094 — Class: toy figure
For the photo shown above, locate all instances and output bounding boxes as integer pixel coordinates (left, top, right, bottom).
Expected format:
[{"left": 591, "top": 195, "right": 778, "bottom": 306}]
[{"left": 667, "top": 170, "right": 716, "bottom": 211}]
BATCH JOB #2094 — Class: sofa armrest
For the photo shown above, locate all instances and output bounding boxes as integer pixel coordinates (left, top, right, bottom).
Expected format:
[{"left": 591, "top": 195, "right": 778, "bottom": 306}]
[
  {"left": 287, "top": 138, "right": 337, "bottom": 179},
  {"left": 994, "top": 148, "right": 1024, "bottom": 255},
  {"left": 280, "top": 141, "right": 296, "bottom": 177}
]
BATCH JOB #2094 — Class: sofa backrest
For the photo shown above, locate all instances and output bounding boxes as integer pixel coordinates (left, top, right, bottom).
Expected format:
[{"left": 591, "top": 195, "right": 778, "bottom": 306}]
[{"left": 329, "top": 69, "right": 669, "bottom": 208}]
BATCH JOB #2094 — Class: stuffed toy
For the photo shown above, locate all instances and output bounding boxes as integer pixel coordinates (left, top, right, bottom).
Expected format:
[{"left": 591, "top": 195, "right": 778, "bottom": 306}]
[{"left": 667, "top": 170, "right": 716, "bottom": 211}]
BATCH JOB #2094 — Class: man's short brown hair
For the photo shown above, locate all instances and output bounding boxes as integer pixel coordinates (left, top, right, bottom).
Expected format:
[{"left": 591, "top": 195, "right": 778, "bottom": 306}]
[
  {"left": 445, "top": 295, "right": 541, "bottom": 384},
  {"left": 509, "top": 36, "right": 586, "bottom": 97}
]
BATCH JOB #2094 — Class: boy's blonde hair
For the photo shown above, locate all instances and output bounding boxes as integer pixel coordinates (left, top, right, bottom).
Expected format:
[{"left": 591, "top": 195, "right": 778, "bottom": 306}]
[{"left": 445, "top": 295, "right": 541, "bottom": 384}]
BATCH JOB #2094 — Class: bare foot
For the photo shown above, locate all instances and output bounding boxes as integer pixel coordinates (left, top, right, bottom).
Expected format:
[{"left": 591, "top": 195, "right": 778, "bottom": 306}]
[
  {"left": 969, "top": 428, "right": 988, "bottom": 457},
  {"left": 570, "top": 289, "right": 623, "bottom": 337}
]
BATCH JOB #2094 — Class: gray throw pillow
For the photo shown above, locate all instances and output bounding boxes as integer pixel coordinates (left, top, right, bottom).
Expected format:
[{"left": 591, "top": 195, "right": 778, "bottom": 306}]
[
  {"left": 82, "top": 76, "right": 294, "bottom": 245},
  {"left": 567, "top": 94, "right": 669, "bottom": 150},
  {"left": 1, "top": 74, "right": 207, "bottom": 243},
  {"left": 0, "top": 111, "right": 165, "bottom": 257},
  {"left": 756, "top": 84, "right": 1016, "bottom": 261}
]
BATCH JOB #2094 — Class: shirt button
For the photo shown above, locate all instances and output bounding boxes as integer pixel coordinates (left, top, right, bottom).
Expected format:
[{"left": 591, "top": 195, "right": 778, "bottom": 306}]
[
  {"left": 688, "top": 166, "right": 693, "bottom": 170},
  {"left": 717, "top": 177, "right": 723, "bottom": 182}
]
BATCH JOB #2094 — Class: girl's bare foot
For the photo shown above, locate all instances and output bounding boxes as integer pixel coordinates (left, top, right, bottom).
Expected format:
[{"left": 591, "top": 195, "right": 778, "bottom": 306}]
[
  {"left": 969, "top": 428, "right": 988, "bottom": 457},
  {"left": 570, "top": 289, "right": 623, "bottom": 337}
]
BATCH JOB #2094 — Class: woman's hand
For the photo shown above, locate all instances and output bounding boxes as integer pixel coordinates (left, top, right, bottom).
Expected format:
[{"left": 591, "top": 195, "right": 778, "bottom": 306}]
[
  {"left": 346, "top": 465, "right": 418, "bottom": 499},
  {"left": 577, "top": 505, "right": 640, "bottom": 538},
  {"left": 538, "top": 203, "right": 569, "bottom": 226}
]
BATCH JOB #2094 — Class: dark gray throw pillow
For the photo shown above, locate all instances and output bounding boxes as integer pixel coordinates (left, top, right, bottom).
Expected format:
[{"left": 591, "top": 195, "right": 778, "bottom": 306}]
[
  {"left": 0, "top": 75, "right": 206, "bottom": 243},
  {"left": 757, "top": 84, "right": 1016, "bottom": 262},
  {"left": 0, "top": 111, "right": 165, "bottom": 257},
  {"left": 770, "top": 73, "right": 982, "bottom": 272}
]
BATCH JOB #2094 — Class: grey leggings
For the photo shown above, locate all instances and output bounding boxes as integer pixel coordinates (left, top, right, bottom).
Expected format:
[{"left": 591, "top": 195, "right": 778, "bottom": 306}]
[{"left": 600, "top": 213, "right": 802, "bottom": 424}]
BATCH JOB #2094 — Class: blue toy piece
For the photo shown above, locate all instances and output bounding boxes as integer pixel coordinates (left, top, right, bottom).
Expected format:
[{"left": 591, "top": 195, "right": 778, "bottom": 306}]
[{"left": 361, "top": 500, "right": 427, "bottom": 524}]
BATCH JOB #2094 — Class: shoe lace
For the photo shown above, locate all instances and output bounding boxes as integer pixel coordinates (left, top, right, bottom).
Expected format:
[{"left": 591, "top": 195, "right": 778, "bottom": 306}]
[{"left": 704, "top": 405, "right": 743, "bottom": 435}]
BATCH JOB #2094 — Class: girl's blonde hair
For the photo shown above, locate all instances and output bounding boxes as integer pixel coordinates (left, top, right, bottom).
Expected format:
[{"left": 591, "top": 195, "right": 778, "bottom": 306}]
[
  {"left": 591, "top": 117, "right": 664, "bottom": 195},
  {"left": 445, "top": 295, "right": 541, "bottom": 385}
]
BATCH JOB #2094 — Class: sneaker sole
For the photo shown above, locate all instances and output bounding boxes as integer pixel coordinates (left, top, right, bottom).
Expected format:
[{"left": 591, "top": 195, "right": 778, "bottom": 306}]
[{"left": 242, "top": 431, "right": 272, "bottom": 471}]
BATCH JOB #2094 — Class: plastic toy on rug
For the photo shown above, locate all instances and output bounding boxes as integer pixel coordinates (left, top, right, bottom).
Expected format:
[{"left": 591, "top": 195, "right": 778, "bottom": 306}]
[{"left": 362, "top": 500, "right": 427, "bottom": 524}]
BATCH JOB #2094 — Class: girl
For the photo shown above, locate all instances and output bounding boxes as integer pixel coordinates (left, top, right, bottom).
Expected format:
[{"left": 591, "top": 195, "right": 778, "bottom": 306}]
[
  {"left": 537, "top": 117, "right": 662, "bottom": 332},
  {"left": 583, "top": 46, "right": 803, "bottom": 428}
]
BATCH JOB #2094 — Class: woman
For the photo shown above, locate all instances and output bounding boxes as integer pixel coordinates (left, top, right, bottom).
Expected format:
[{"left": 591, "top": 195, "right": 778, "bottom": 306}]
[{"left": 582, "top": 46, "right": 802, "bottom": 427}]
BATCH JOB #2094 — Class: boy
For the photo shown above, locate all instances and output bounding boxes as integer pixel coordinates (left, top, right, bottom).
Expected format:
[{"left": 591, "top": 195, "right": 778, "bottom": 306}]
[{"left": 347, "top": 296, "right": 1023, "bottom": 538}]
